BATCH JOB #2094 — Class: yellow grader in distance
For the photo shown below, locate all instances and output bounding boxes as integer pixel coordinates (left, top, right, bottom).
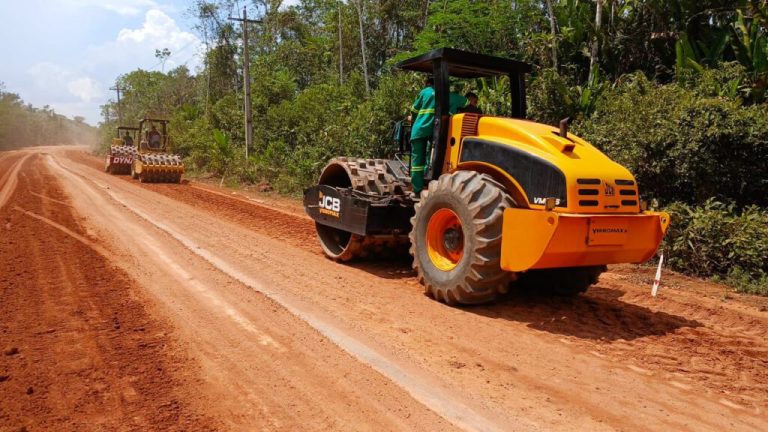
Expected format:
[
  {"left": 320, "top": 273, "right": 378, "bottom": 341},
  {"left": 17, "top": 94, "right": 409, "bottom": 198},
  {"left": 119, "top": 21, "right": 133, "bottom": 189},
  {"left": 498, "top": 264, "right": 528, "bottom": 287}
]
[
  {"left": 303, "top": 48, "right": 670, "bottom": 305},
  {"left": 130, "top": 118, "right": 184, "bottom": 183},
  {"left": 105, "top": 126, "right": 139, "bottom": 175}
]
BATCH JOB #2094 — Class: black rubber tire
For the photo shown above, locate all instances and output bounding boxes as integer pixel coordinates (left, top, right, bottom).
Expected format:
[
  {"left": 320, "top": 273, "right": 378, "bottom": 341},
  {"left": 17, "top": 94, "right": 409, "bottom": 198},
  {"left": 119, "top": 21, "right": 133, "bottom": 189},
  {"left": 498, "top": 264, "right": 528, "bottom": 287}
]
[
  {"left": 516, "top": 265, "right": 606, "bottom": 296},
  {"left": 410, "top": 171, "right": 514, "bottom": 305}
]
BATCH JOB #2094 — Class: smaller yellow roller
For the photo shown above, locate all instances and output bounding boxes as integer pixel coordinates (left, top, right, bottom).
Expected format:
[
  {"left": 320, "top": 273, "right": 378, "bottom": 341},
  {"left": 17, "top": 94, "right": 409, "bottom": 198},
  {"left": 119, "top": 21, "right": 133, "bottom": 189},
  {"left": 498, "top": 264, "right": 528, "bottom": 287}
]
[{"left": 130, "top": 118, "right": 185, "bottom": 184}]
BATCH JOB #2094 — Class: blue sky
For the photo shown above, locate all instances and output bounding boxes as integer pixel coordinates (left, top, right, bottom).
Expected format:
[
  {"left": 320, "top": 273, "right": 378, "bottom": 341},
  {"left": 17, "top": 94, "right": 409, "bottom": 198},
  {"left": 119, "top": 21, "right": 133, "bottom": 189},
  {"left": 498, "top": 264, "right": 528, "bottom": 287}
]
[{"left": 0, "top": 0, "right": 206, "bottom": 125}]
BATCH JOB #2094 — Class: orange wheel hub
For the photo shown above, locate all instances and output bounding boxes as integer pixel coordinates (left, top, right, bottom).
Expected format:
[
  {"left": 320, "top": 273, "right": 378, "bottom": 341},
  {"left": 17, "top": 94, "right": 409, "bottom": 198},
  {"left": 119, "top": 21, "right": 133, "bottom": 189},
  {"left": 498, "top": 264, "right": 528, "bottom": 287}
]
[{"left": 426, "top": 208, "right": 464, "bottom": 271}]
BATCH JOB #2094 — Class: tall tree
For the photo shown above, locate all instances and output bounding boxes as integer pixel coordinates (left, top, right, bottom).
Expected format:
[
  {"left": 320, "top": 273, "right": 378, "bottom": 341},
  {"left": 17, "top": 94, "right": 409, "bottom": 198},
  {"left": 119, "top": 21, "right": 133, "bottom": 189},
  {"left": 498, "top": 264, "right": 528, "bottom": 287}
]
[
  {"left": 589, "top": 0, "right": 603, "bottom": 82},
  {"left": 351, "top": 0, "right": 370, "bottom": 94},
  {"left": 545, "top": 0, "right": 559, "bottom": 69},
  {"left": 338, "top": 1, "right": 344, "bottom": 84}
]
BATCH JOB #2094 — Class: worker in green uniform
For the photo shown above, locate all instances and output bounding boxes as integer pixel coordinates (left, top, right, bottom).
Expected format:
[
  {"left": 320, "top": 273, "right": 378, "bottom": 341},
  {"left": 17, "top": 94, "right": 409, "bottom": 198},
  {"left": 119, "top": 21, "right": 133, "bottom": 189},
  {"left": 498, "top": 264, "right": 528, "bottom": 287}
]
[{"left": 408, "top": 77, "right": 469, "bottom": 196}]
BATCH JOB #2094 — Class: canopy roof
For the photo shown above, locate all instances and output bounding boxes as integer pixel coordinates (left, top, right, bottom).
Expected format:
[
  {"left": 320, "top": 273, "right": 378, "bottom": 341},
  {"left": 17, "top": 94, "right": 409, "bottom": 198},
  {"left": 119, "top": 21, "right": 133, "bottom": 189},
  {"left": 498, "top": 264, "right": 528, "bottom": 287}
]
[{"left": 395, "top": 48, "right": 532, "bottom": 78}]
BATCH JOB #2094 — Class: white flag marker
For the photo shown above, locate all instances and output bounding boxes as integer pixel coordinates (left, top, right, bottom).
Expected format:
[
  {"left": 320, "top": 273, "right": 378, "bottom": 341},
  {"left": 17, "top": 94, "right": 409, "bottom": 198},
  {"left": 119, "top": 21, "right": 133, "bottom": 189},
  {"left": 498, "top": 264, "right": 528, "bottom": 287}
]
[{"left": 652, "top": 252, "right": 664, "bottom": 297}]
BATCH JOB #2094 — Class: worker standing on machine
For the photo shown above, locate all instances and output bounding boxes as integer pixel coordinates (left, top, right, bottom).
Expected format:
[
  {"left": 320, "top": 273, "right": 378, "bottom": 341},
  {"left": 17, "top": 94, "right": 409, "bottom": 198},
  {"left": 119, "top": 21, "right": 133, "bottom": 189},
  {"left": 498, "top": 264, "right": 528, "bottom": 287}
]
[
  {"left": 148, "top": 125, "right": 162, "bottom": 149},
  {"left": 408, "top": 77, "right": 468, "bottom": 196},
  {"left": 123, "top": 131, "right": 134, "bottom": 147}
]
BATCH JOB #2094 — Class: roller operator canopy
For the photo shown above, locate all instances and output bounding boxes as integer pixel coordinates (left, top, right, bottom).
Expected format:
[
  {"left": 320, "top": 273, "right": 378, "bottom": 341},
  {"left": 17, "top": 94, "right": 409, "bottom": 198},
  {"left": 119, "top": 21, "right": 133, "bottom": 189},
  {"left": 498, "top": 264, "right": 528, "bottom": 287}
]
[{"left": 395, "top": 48, "right": 532, "bottom": 78}]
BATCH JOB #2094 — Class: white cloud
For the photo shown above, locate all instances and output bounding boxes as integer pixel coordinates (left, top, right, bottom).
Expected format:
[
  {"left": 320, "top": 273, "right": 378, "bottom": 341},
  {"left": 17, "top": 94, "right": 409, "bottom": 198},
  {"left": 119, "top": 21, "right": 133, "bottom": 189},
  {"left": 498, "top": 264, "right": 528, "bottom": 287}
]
[
  {"left": 117, "top": 9, "right": 198, "bottom": 50},
  {"left": 65, "top": 0, "right": 161, "bottom": 16},
  {"left": 89, "top": 8, "right": 203, "bottom": 73},
  {"left": 17, "top": 7, "right": 202, "bottom": 124},
  {"left": 67, "top": 77, "right": 104, "bottom": 102},
  {"left": 24, "top": 63, "right": 103, "bottom": 121}
]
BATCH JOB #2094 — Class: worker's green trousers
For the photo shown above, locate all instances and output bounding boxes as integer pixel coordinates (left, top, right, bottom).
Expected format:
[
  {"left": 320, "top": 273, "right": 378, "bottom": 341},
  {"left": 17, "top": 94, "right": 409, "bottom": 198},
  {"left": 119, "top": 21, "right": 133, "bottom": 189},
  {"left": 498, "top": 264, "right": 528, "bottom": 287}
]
[{"left": 410, "top": 137, "right": 428, "bottom": 194}]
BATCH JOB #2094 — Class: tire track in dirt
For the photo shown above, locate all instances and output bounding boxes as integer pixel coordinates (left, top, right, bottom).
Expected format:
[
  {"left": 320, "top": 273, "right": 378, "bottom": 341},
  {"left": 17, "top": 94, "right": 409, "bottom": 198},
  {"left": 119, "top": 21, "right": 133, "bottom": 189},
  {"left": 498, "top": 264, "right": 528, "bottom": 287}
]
[
  {"left": 109, "top": 188, "right": 519, "bottom": 432},
  {"left": 54, "top": 148, "right": 519, "bottom": 432},
  {"left": 13, "top": 206, "right": 111, "bottom": 256},
  {"left": 0, "top": 153, "right": 32, "bottom": 210},
  {"left": 0, "top": 153, "right": 221, "bottom": 431},
  {"left": 52, "top": 149, "right": 469, "bottom": 431},
  {"left": 64, "top": 149, "right": 321, "bottom": 253}
]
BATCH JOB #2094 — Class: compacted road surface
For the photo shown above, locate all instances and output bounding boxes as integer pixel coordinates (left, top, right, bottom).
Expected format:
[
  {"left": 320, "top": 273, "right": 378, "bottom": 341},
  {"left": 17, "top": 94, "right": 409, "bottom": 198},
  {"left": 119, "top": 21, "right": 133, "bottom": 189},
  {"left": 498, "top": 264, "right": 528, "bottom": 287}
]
[{"left": 1, "top": 146, "right": 767, "bottom": 431}]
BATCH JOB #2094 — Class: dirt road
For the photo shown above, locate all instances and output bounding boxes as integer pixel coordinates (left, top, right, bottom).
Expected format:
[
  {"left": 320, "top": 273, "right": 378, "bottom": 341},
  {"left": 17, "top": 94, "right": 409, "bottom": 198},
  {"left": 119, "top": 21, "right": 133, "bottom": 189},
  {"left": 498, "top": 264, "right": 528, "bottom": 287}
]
[{"left": 2, "top": 146, "right": 767, "bottom": 431}]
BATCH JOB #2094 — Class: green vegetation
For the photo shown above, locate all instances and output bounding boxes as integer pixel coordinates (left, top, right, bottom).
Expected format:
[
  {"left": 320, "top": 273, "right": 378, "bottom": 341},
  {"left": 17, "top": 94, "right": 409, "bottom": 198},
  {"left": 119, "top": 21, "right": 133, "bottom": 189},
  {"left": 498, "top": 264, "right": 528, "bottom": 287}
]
[
  {"left": 98, "top": 0, "right": 768, "bottom": 294},
  {"left": 577, "top": 66, "right": 768, "bottom": 208},
  {"left": 665, "top": 201, "right": 768, "bottom": 296},
  {"left": 0, "top": 82, "right": 97, "bottom": 151}
]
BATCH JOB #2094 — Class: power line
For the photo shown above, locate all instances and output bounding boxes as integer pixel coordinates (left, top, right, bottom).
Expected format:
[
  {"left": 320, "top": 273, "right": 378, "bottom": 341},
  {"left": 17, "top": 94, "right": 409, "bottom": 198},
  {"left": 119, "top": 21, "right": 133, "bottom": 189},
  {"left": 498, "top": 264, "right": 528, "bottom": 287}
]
[{"left": 109, "top": 84, "right": 126, "bottom": 123}]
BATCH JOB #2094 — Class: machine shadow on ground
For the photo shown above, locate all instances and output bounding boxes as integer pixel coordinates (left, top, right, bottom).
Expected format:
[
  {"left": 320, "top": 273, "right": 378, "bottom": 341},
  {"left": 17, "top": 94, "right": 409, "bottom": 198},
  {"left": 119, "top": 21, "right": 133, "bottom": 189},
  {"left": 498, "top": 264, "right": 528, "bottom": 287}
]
[
  {"left": 344, "top": 255, "right": 701, "bottom": 343},
  {"left": 464, "top": 286, "right": 701, "bottom": 342},
  {"left": 347, "top": 253, "right": 416, "bottom": 280}
]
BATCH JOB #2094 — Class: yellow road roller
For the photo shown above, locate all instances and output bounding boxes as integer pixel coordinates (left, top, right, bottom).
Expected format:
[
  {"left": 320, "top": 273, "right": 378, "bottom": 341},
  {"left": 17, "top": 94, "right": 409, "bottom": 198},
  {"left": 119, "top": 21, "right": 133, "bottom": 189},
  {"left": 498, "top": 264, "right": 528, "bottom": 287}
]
[
  {"left": 130, "top": 118, "right": 184, "bottom": 183},
  {"left": 304, "top": 48, "right": 669, "bottom": 305}
]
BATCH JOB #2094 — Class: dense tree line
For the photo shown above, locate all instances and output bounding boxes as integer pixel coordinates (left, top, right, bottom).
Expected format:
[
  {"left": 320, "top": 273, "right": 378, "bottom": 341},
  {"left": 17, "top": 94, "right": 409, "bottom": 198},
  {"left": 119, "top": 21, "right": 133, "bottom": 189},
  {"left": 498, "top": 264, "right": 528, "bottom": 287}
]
[
  {"left": 99, "top": 0, "right": 768, "bottom": 293},
  {"left": 0, "top": 82, "right": 97, "bottom": 151}
]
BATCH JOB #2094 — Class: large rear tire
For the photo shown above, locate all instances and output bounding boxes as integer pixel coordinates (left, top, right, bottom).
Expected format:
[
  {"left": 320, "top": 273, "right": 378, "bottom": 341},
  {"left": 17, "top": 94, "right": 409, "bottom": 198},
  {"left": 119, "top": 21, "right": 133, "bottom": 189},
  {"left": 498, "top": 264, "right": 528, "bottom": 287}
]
[{"left": 410, "top": 171, "right": 514, "bottom": 305}]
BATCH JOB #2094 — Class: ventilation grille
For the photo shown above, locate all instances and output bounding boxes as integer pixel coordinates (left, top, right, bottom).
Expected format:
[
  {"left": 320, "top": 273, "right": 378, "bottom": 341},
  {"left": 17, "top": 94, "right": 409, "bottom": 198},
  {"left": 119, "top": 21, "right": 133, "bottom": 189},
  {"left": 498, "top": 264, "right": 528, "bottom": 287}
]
[
  {"left": 578, "top": 189, "right": 599, "bottom": 196},
  {"left": 460, "top": 113, "right": 481, "bottom": 140},
  {"left": 575, "top": 179, "right": 640, "bottom": 210},
  {"left": 577, "top": 178, "right": 601, "bottom": 185}
]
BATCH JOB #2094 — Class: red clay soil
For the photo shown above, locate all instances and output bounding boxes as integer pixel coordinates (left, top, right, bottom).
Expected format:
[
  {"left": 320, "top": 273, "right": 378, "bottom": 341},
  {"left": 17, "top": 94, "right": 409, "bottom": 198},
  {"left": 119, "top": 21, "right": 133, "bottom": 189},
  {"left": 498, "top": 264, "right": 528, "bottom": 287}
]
[
  {"left": 64, "top": 149, "right": 318, "bottom": 253},
  {"left": 43, "top": 148, "right": 768, "bottom": 430},
  {"left": 28, "top": 148, "right": 461, "bottom": 431},
  {"left": 0, "top": 154, "right": 220, "bottom": 431}
]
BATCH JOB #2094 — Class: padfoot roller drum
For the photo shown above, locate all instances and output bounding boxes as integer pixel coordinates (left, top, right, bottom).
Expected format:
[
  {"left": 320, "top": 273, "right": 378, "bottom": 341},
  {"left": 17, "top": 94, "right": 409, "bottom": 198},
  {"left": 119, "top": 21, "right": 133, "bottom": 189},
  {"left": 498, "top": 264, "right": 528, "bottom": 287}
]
[
  {"left": 105, "top": 145, "right": 137, "bottom": 175},
  {"left": 310, "top": 157, "right": 411, "bottom": 261},
  {"left": 131, "top": 153, "right": 184, "bottom": 183}
]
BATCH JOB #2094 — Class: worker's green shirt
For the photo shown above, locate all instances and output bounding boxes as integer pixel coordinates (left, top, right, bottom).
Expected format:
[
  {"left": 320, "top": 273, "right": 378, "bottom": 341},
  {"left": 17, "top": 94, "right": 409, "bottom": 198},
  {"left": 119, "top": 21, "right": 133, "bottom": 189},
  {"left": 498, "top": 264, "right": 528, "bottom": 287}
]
[
  {"left": 409, "top": 87, "right": 468, "bottom": 140},
  {"left": 410, "top": 87, "right": 435, "bottom": 139},
  {"left": 448, "top": 92, "right": 469, "bottom": 115}
]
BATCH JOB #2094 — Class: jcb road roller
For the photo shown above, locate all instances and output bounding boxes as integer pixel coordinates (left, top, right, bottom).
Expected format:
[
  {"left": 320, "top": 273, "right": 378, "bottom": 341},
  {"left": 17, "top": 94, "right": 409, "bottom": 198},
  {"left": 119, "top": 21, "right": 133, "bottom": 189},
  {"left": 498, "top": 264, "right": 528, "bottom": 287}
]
[{"left": 304, "top": 48, "right": 670, "bottom": 305}]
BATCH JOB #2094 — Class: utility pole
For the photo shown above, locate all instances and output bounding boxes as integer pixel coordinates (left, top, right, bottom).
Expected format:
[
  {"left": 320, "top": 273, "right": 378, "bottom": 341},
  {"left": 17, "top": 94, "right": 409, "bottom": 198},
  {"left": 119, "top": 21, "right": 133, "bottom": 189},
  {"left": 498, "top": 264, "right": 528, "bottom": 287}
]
[
  {"left": 109, "top": 84, "right": 125, "bottom": 124},
  {"left": 229, "top": 6, "right": 261, "bottom": 159}
]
